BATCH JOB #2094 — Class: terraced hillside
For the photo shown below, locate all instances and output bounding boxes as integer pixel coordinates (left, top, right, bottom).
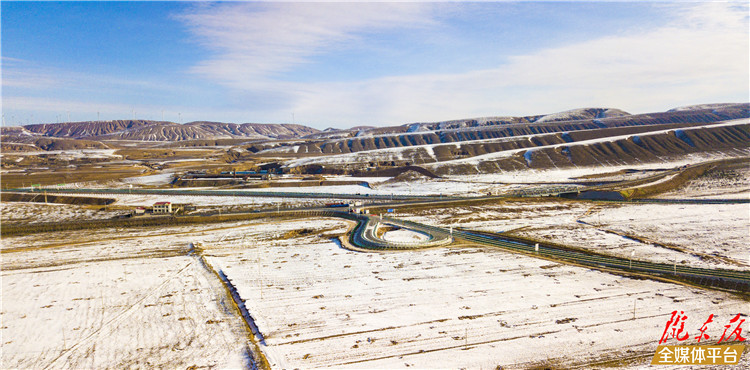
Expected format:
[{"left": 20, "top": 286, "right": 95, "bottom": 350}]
[
  {"left": 430, "top": 120, "right": 749, "bottom": 175},
  {"left": 274, "top": 104, "right": 748, "bottom": 156},
  {"left": 279, "top": 104, "right": 749, "bottom": 175}
]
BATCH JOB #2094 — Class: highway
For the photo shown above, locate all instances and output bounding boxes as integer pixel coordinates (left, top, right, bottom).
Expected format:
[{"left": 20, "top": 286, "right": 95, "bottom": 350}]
[
  {"left": 6, "top": 185, "right": 749, "bottom": 206},
  {"left": 4, "top": 187, "right": 460, "bottom": 202},
  {"left": 1, "top": 186, "right": 747, "bottom": 293},
  {"left": 306, "top": 210, "right": 749, "bottom": 293},
  {"left": 370, "top": 217, "right": 750, "bottom": 294},
  {"left": 348, "top": 214, "right": 453, "bottom": 250}
]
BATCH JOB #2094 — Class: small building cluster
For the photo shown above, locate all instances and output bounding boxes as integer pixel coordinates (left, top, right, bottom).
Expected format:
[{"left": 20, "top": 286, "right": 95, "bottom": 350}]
[
  {"left": 153, "top": 201, "right": 172, "bottom": 214},
  {"left": 326, "top": 201, "right": 369, "bottom": 214},
  {"left": 130, "top": 202, "right": 195, "bottom": 217}
]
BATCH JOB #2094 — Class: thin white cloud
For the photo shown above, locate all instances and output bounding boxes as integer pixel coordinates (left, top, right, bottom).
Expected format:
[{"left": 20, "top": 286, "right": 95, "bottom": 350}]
[
  {"left": 1, "top": 58, "right": 63, "bottom": 89},
  {"left": 182, "top": 2, "right": 749, "bottom": 127},
  {"left": 178, "top": 2, "right": 438, "bottom": 89},
  {"left": 2, "top": 62, "right": 201, "bottom": 124},
  {"left": 5, "top": 2, "right": 747, "bottom": 127},
  {"left": 2, "top": 96, "right": 276, "bottom": 125},
  {"left": 3, "top": 96, "right": 133, "bottom": 116},
  {"left": 2, "top": 62, "right": 181, "bottom": 93}
]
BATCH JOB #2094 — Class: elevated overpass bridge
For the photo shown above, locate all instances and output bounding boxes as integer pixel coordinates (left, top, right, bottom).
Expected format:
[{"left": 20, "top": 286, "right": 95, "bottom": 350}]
[{"left": 503, "top": 185, "right": 583, "bottom": 198}]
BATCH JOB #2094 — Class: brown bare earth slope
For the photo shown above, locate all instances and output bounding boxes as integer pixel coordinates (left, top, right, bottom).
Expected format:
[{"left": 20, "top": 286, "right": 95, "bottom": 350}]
[
  {"left": 0, "top": 136, "right": 110, "bottom": 151},
  {"left": 285, "top": 104, "right": 748, "bottom": 155},
  {"left": 430, "top": 122, "right": 750, "bottom": 175}
]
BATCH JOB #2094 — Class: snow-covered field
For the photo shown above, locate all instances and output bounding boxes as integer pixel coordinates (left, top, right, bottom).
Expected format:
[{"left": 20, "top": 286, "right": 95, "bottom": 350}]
[
  {"left": 578, "top": 203, "right": 749, "bottom": 268},
  {"left": 203, "top": 220, "right": 748, "bottom": 368},
  {"left": 398, "top": 200, "right": 749, "bottom": 270},
  {"left": 2, "top": 152, "right": 748, "bottom": 368},
  {"left": 121, "top": 172, "right": 176, "bottom": 186},
  {"left": 1, "top": 224, "right": 253, "bottom": 369},
  {"left": 662, "top": 166, "right": 750, "bottom": 200},
  {"left": 381, "top": 228, "right": 430, "bottom": 243},
  {"left": 2, "top": 202, "right": 747, "bottom": 368},
  {"left": 0, "top": 202, "right": 124, "bottom": 224}
]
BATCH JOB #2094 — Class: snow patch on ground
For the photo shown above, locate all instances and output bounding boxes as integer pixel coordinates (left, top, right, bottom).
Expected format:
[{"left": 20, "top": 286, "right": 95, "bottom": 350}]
[
  {"left": 121, "top": 172, "right": 176, "bottom": 186},
  {"left": 1, "top": 149, "right": 121, "bottom": 158},
  {"left": 443, "top": 155, "right": 733, "bottom": 184},
  {"left": 661, "top": 166, "right": 750, "bottom": 200},
  {"left": 0, "top": 202, "right": 124, "bottom": 224},
  {"left": 381, "top": 228, "right": 429, "bottom": 243}
]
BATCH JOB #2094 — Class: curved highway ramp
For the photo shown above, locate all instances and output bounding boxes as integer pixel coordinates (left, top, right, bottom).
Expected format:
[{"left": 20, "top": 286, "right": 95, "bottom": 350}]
[{"left": 338, "top": 213, "right": 750, "bottom": 295}]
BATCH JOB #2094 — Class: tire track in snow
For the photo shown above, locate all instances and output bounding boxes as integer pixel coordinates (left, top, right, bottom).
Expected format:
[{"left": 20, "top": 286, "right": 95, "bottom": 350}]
[{"left": 42, "top": 260, "right": 194, "bottom": 369}]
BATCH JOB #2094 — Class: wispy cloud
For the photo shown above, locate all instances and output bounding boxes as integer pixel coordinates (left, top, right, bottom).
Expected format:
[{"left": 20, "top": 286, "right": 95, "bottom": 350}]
[
  {"left": 2, "top": 61, "right": 202, "bottom": 123},
  {"left": 2, "top": 58, "right": 64, "bottom": 89},
  {"left": 178, "top": 2, "right": 438, "bottom": 89},
  {"left": 181, "top": 2, "right": 749, "bottom": 127},
  {"left": 5, "top": 2, "right": 747, "bottom": 127},
  {"left": 2, "top": 95, "right": 280, "bottom": 125},
  {"left": 2, "top": 62, "right": 181, "bottom": 93},
  {"left": 3, "top": 96, "right": 133, "bottom": 117}
]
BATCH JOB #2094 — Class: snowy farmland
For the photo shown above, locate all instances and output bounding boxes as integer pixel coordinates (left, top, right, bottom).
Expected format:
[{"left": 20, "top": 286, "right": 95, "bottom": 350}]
[
  {"left": 2, "top": 154, "right": 748, "bottom": 369},
  {"left": 200, "top": 220, "right": 749, "bottom": 368},
  {"left": 0, "top": 226, "right": 253, "bottom": 369},
  {"left": 1, "top": 200, "right": 748, "bottom": 368},
  {"left": 397, "top": 200, "right": 749, "bottom": 271}
]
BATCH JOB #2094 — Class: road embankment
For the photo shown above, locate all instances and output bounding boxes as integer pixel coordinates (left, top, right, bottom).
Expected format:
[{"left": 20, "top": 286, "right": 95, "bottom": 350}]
[{"left": 1, "top": 192, "right": 115, "bottom": 205}]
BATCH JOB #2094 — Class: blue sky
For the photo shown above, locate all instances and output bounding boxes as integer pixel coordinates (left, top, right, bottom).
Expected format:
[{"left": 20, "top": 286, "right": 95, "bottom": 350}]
[{"left": 2, "top": 1, "right": 748, "bottom": 128}]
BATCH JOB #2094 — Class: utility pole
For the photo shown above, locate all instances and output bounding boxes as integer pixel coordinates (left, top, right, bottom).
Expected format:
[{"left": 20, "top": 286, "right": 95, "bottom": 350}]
[{"left": 97, "top": 111, "right": 100, "bottom": 121}]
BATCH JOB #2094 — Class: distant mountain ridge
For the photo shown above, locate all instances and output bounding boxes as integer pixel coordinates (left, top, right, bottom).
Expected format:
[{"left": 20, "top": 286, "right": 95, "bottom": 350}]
[
  {"left": 17, "top": 120, "right": 320, "bottom": 141},
  {"left": 302, "top": 107, "right": 632, "bottom": 139},
  {"left": 6, "top": 104, "right": 749, "bottom": 143}
]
